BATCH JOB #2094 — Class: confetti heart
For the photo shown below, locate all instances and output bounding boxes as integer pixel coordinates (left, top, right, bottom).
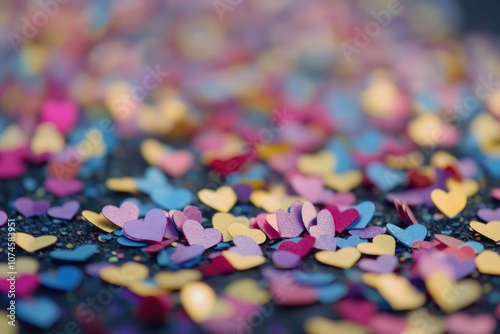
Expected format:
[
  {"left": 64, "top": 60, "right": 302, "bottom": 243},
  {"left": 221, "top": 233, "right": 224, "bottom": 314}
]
[
  {"left": 309, "top": 209, "right": 335, "bottom": 238},
  {"left": 366, "top": 162, "right": 407, "bottom": 191},
  {"left": 225, "top": 278, "right": 271, "bottom": 304},
  {"left": 39, "top": 265, "right": 83, "bottom": 291},
  {"left": 269, "top": 279, "right": 317, "bottom": 306},
  {"left": 0, "top": 210, "right": 8, "bottom": 226},
  {"left": 199, "top": 255, "right": 235, "bottom": 277},
  {"left": 158, "top": 149, "right": 194, "bottom": 178},
  {"left": 255, "top": 213, "right": 281, "bottom": 239},
  {"left": 431, "top": 189, "right": 467, "bottom": 218},
  {"left": 18, "top": 297, "right": 60, "bottom": 330},
  {"left": 0, "top": 274, "right": 38, "bottom": 298},
  {"left": 13, "top": 197, "right": 50, "bottom": 217},
  {"left": 180, "top": 282, "right": 216, "bottom": 323},
  {"left": 475, "top": 250, "right": 500, "bottom": 276},
  {"left": 446, "top": 178, "right": 479, "bottom": 198},
  {"left": 297, "top": 150, "right": 335, "bottom": 176},
  {"left": 47, "top": 200, "right": 80, "bottom": 220},
  {"left": 106, "top": 177, "right": 138, "bottom": 193},
  {"left": 434, "top": 234, "right": 465, "bottom": 248},
  {"left": 15, "top": 233, "right": 57, "bottom": 253},
  {"left": 301, "top": 201, "right": 317, "bottom": 232},
  {"left": 335, "top": 235, "right": 366, "bottom": 248},
  {"left": 170, "top": 244, "right": 205, "bottom": 264},
  {"left": 326, "top": 205, "right": 359, "bottom": 233},
  {"left": 135, "top": 167, "right": 170, "bottom": 194},
  {"left": 348, "top": 226, "right": 384, "bottom": 239},
  {"left": 315, "top": 247, "right": 361, "bottom": 269},
  {"left": 99, "top": 262, "right": 149, "bottom": 286},
  {"left": 229, "top": 235, "right": 263, "bottom": 256},
  {"left": 426, "top": 272, "right": 482, "bottom": 313},
  {"left": 182, "top": 220, "right": 222, "bottom": 249},
  {"left": 358, "top": 255, "right": 398, "bottom": 273},
  {"left": 347, "top": 202, "right": 375, "bottom": 230},
  {"left": 477, "top": 208, "right": 500, "bottom": 222},
  {"left": 357, "top": 234, "right": 396, "bottom": 255},
  {"left": 272, "top": 250, "right": 301, "bottom": 269},
  {"left": 44, "top": 177, "right": 83, "bottom": 197},
  {"left": 227, "top": 223, "right": 266, "bottom": 244},
  {"left": 375, "top": 274, "right": 426, "bottom": 311},
  {"left": 386, "top": 223, "right": 427, "bottom": 247},
  {"left": 30, "top": 123, "right": 65, "bottom": 156},
  {"left": 290, "top": 175, "right": 324, "bottom": 203},
  {"left": 469, "top": 221, "right": 500, "bottom": 242},
  {"left": 49, "top": 244, "right": 97, "bottom": 262},
  {"left": 212, "top": 212, "right": 250, "bottom": 242},
  {"left": 446, "top": 313, "right": 497, "bottom": 334},
  {"left": 123, "top": 208, "right": 168, "bottom": 243},
  {"left": 172, "top": 205, "right": 202, "bottom": 229},
  {"left": 117, "top": 237, "right": 147, "bottom": 247},
  {"left": 198, "top": 186, "right": 238, "bottom": 213},
  {"left": 102, "top": 201, "right": 139, "bottom": 228},
  {"left": 317, "top": 284, "right": 348, "bottom": 304},
  {"left": 162, "top": 212, "right": 179, "bottom": 240},
  {"left": 81, "top": 210, "right": 117, "bottom": 233},
  {"left": 232, "top": 184, "right": 253, "bottom": 202},
  {"left": 324, "top": 170, "right": 362, "bottom": 192},
  {"left": 276, "top": 201, "right": 305, "bottom": 238},
  {"left": 221, "top": 251, "right": 265, "bottom": 270},
  {"left": 314, "top": 234, "right": 337, "bottom": 251},
  {"left": 278, "top": 235, "right": 316, "bottom": 258},
  {"left": 154, "top": 270, "right": 202, "bottom": 290},
  {"left": 151, "top": 187, "right": 193, "bottom": 210},
  {"left": 0, "top": 257, "right": 39, "bottom": 276},
  {"left": 304, "top": 317, "right": 368, "bottom": 334},
  {"left": 40, "top": 99, "right": 78, "bottom": 135}
]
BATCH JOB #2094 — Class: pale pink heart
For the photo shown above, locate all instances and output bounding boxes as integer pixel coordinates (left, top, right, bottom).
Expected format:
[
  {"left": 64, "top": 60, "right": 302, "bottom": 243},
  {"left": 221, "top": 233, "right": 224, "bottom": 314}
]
[
  {"left": 44, "top": 178, "right": 83, "bottom": 197},
  {"left": 265, "top": 213, "right": 279, "bottom": 232},
  {"left": 309, "top": 209, "right": 335, "bottom": 238},
  {"left": 40, "top": 99, "right": 78, "bottom": 135},
  {"left": 290, "top": 175, "right": 324, "bottom": 203},
  {"left": 268, "top": 153, "right": 298, "bottom": 174},
  {"left": 102, "top": 202, "right": 139, "bottom": 228},
  {"left": 276, "top": 201, "right": 305, "bottom": 238},
  {"left": 446, "top": 313, "right": 496, "bottom": 334},
  {"left": 182, "top": 220, "right": 222, "bottom": 249},
  {"left": 323, "top": 192, "right": 357, "bottom": 207},
  {"left": 158, "top": 150, "right": 194, "bottom": 178},
  {"left": 122, "top": 208, "right": 167, "bottom": 242},
  {"left": 371, "top": 313, "right": 407, "bottom": 334},
  {"left": 491, "top": 188, "right": 500, "bottom": 201},
  {"left": 171, "top": 205, "right": 202, "bottom": 229},
  {"left": 301, "top": 201, "right": 317, "bottom": 232},
  {"left": 255, "top": 213, "right": 280, "bottom": 240}
]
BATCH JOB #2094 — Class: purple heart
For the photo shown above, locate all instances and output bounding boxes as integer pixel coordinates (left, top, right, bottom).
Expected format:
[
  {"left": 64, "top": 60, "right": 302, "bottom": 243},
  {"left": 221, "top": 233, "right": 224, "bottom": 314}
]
[
  {"left": 229, "top": 235, "right": 262, "bottom": 256},
  {"left": 232, "top": 184, "right": 253, "bottom": 202},
  {"left": 102, "top": 202, "right": 139, "bottom": 228},
  {"left": 290, "top": 176, "right": 324, "bottom": 203},
  {"left": 314, "top": 234, "right": 337, "bottom": 251},
  {"left": 171, "top": 205, "right": 202, "bottom": 229},
  {"left": 13, "top": 197, "right": 50, "bottom": 217},
  {"left": 309, "top": 209, "right": 335, "bottom": 238},
  {"left": 477, "top": 208, "right": 500, "bottom": 222},
  {"left": 182, "top": 220, "right": 222, "bottom": 249},
  {"left": 358, "top": 255, "right": 398, "bottom": 273},
  {"left": 0, "top": 210, "right": 8, "bottom": 226},
  {"left": 277, "top": 201, "right": 304, "bottom": 238},
  {"left": 163, "top": 212, "right": 179, "bottom": 240},
  {"left": 170, "top": 243, "right": 205, "bottom": 264},
  {"left": 349, "top": 226, "right": 385, "bottom": 239},
  {"left": 44, "top": 177, "right": 83, "bottom": 197},
  {"left": 123, "top": 208, "right": 167, "bottom": 242},
  {"left": 444, "top": 255, "right": 476, "bottom": 280},
  {"left": 272, "top": 250, "right": 301, "bottom": 269},
  {"left": 47, "top": 200, "right": 80, "bottom": 220}
]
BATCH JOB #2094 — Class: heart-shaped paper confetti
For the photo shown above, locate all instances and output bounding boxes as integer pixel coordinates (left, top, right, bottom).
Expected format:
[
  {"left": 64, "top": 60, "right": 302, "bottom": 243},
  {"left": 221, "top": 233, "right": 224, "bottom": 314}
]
[
  {"left": 229, "top": 235, "right": 263, "bottom": 256},
  {"left": 18, "top": 297, "right": 60, "bottom": 330},
  {"left": 221, "top": 251, "right": 265, "bottom": 270},
  {"left": 170, "top": 243, "right": 205, "bottom": 264},
  {"left": 348, "top": 226, "right": 384, "bottom": 239},
  {"left": 347, "top": 202, "right": 375, "bottom": 230},
  {"left": 123, "top": 208, "right": 168, "bottom": 243},
  {"left": 154, "top": 269, "right": 202, "bottom": 290},
  {"left": 375, "top": 274, "right": 426, "bottom": 311},
  {"left": 39, "top": 265, "right": 83, "bottom": 291},
  {"left": 44, "top": 177, "right": 83, "bottom": 197},
  {"left": 326, "top": 205, "right": 359, "bottom": 233},
  {"left": 81, "top": 210, "right": 117, "bottom": 233},
  {"left": 431, "top": 189, "right": 467, "bottom": 218},
  {"left": 198, "top": 186, "right": 238, "bottom": 213},
  {"left": 426, "top": 272, "right": 482, "bottom": 313},
  {"left": 49, "top": 244, "right": 97, "bottom": 262},
  {"left": 386, "top": 223, "right": 427, "bottom": 247},
  {"left": 102, "top": 201, "right": 139, "bottom": 228},
  {"left": 15, "top": 233, "right": 57, "bottom": 253},
  {"left": 314, "top": 234, "right": 337, "bottom": 251},
  {"left": 477, "top": 207, "right": 500, "bottom": 222},
  {"left": 99, "top": 262, "right": 149, "bottom": 286},
  {"left": 279, "top": 236, "right": 316, "bottom": 257},
  {"left": 212, "top": 212, "right": 250, "bottom": 242},
  {"left": 446, "top": 178, "right": 479, "bottom": 198},
  {"left": 151, "top": 187, "right": 193, "bottom": 210},
  {"left": 47, "top": 200, "right": 80, "bottom": 220},
  {"left": 469, "top": 221, "right": 500, "bottom": 242},
  {"left": 183, "top": 220, "right": 222, "bottom": 249},
  {"left": 276, "top": 201, "right": 305, "bottom": 238},
  {"left": 475, "top": 250, "right": 500, "bottom": 276},
  {"left": 227, "top": 223, "right": 266, "bottom": 244},
  {"left": 357, "top": 234, "right": 396, "bottom": 255},
  {"left": 13, "top": 197, "right": 50, "bottom": 217},
  {"left": 315, "top": 247, "right": 361, "bottom": 269},
  {"left": 358, "top": 255, "right": 398, "bottom": 273},
  {"left": 309, "top": 209, "right": 335, "bottom": 238},
  {"left": 297, "top": 150, "right": 335, "bottom": 176},
  {"left": 180, "top": 282, "right": 216, "bottom": 323}
]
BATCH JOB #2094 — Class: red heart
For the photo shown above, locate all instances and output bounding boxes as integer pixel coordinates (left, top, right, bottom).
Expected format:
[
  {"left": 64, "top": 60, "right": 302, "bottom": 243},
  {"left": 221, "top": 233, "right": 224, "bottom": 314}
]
[
  {"left": 325, "top": 205, "right": 359, "bottom": 233},
  {"left": 278, "top": 236, "right": 315, "bottom": 258},
  {"left": 336, "top": 298, "right": 377, "bottom": 326},
  {"left": 199, "top": 255, "right": 235, "bottom": 277},
  {"left": 443, "top": 246, "right": 476, "bottom": 260},
  {"left": 209, "top": 154, "right": 251, "bottom": 177},
  {"left": 136, "top": 295, "right": 173, "bottom": 323}
]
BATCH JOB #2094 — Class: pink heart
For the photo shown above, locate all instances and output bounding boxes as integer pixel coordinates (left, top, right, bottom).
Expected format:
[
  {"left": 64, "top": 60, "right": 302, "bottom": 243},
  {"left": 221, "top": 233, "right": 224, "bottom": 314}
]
[
  {"left": 446, "top": 313, "right": 496, "bottom": 334},
  {"left": 358, "top": 255, "right": 398, "bottom": 273},
  {"left": 309, "top": 209, "right": 335, "bottom": 238},
  {"left": 370, "top": 313, "right": 407, "bottom": 334},
  {"left": 0, "top": 274, "right": 39, "bottom": 298},
  {"left": 491, "top": 188, "right": 500, "bottom": 201},
  {"left": 301, "top": 201, "right": 317, "bottom": 232},
  {"left": 182, "top": 220, "right": 222, "bottom": 249},
  {"left": 170, "top": 205, "right": 202, "bottom": 229},
  {"left": 276, "top": 201, "right": 305, "bottom": 238},
  {"left": 290, "top": 175, "right": 324, "bottom": 203},
  {"left": 40, "top": 99, "right": 78, "bottom": 135},
  {"left": 44, "top": 177, "right": 83, "bottom": 197},
  {"left": 123, "top": 209, "right": 167, "bottom": 242},
  {"left": 158, "top": 150, "right": 194, "bottom": 178},
  {"left": 102, "top": 202, "right": 139, "bottom": 228},
  {"left": 0, "top": 210, "right": 7, "bottom": 226},
  {"left": 255, "top": 213, "right": 280, "bottom": 240},
  {"left": 268, "top": 153, "right": 298, "bottom": 174},
  {"left": 0, "top": 152, "right": 26, "bottom": 179},
  {"left": 268, "top": 278, "right": 317, "bottom": 306},
  {"left": 326, "top": 205, "right": 359, "bottom": 233},
  {"left": 13, "top": 197, "right": 50, "bottom": 217},
  {"left": 336, "top": 298, "right": 377, "bottom": 326}
]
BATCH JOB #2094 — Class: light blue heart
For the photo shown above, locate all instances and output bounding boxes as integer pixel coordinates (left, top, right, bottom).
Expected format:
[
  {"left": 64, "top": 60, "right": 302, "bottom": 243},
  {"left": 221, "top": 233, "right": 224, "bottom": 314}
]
[
  {"left": 117, "top": 236, "right": 147, "bottom": 247},
  {"left": 18, "top": 297, "right": 60, "bottom": 330},
  {"left": 366, "top": 162, "right": 407, "bottom": 191},
  {"left": 39, "top": 266, "right": 83, "bottom": 291},
  {"left": 386, "top": 223, "right": 427, "bottom": 248},
  {"left": 136, "top": 167, "right": 170, "bottom": 194},
  {"left": 49, "top": 244, "right": 97, "bottom": 262},
  {"left": 347, "top": 202, "right": 375, "bottom": 230},
  {"left": 335, "top": 235, "right": 367, "bottom": 248},
  {"left": 461, "top": 241, "right": 484, "bottom": 254},
  {"left": 317, "top": 284, "right": 348, "bottom": 304},
  {"left": 293, "top": 271, "right": 336, "bottom": 286},
  {"left": 151, "top": 187, "right": 193, "bottom": 210}
]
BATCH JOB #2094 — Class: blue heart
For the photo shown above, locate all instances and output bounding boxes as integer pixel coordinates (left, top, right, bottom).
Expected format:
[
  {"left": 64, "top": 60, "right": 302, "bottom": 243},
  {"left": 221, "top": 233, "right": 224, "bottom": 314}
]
[
  {"left": 39, "top": 266, "right": 83, "bottom": 291},
  {"left": 18, "top": 297, "right": 60, "bottom": 330},
  {"left": 227, "top": 164, "right": 267, "bottom": 184},
  {"left": 49, "top": 244, "right": 97, "bottom": 262},
  {"left": 325, "top": 138, "right": 356, "bottom": 173},
  {"left": 157, "top": 248, "right": 201, "bottom": 269},
  {"left": 317, "top": 284, "right": 348, "bottom": 304},
  {"left": 366, "top": 162, "right": 407, "bottom": 191},
  {"left": 347, "top": 202, "right": 376, "bottom": 230},
  {"left": 335, "top": 235, "right": 367, "bottom": 248},
  {"left": 293, "top": 271, "right": 336, "bottom": 286},
  {"left": 386, "top": 223, "right": 427, "bottom": 247},
  {"left": 136, "top": 167, "right": 171, "bottom": 194},
  {"left": 117, "top": 236, "right": 147, "bottom": 247},
  {"left": 151, "top": 187, "right": 193, "bottom": 210}
]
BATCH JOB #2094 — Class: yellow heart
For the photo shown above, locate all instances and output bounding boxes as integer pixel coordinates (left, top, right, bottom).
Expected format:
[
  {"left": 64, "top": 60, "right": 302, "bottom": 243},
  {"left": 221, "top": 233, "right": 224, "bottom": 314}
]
[
  {"left": 198, "top": 186, "right": 237, "bottom": 213},
  {"left": 127, "top": 281, "right": 167, "bottom": 297},
  {"left": 141, "top": 138, "right": 165, "bottom": 166},
  {"left": 15, "top": 233, "right": 57, "bottom": 253},
  {"left": 0, "top": 257, "right": 39, "bottom": 278},
  {"left": 375, "top": 274, "right": 426, "bottom": 311},
  {"left": 475, "top": 250, "right": 500, "bottom": 276},
  {"left": 0, "top": 124, "right": 28, "bottom": 150},
  {"left": 225, "top": 278, "right": 270, "bottom": 304},
  {"left": 324, "top": 170, "right": 362, "bottom": 192},
  {"left": 221, "top": 251, "right": 265, "bottom": 270},
  {"left": 446, "top": 178, "right": 479, "bottom": 198},
  {"left": 154, "top": 270, "right": 202, "bottom": 290},
  {"left": 82, "top": 210, "right": 117, "bottom": 233},
  {"left": 105, "top": 177, "right": 138, "bottom": 193},
  {"left": 250, "top": 186, "right": 302, "bottom": 213},
  {"left": 212, "top": 213, "right": 250, "bottom": 242},
  {"left": 227, "top": 223, "right": 266, "bottom": 244},
  {"left": 425, "top": 272, "right": 481, "bottom": 313},
  {"left": 357, "top": 235, "right": 395, "bottom": 255},
  {"left": 430, "top": 151, "right": 457, "bottom": 169},
  {"left": 180, "top": 282, "right": 217, "bottom": 323},
  {"left": 297, "top": 150, "right": 336, "bottom": 176},
  {"left": 304, "top": 317, "right": 368, "bottom": 334},
  {"left": 99, "top": 262, "right": 149, "bottom": 286},
  {"left": 404, "top": 309, "right": 446, "bottom": 334},
  {"left": 315, "top": 247, "right": 361, "bottom": 269},
  {"left": 256, "top": 142, "right": 292, "bottom": 161},
  {"left": 470, "top": 221, "right": 500, "bottom": 242},
  {"left": 30, "top": 122, "right": 65, "bottom": 155},
  {"left": 430, "top": 189, "right": 467, "bottom": 218},
  {"left": 0, "top": 311, "right": 18, "bottom": 334}
]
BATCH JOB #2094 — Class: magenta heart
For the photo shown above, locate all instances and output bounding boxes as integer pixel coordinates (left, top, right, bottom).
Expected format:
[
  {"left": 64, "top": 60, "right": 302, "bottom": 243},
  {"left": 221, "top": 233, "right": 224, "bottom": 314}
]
[
  {"left": 290, "top": 175, "right": 325, "bottom": 203},
  {"left": 171, "top": 205, "right": 202, "bottom": 229},
  {"left": 102, "top": 202, "right": 139, "bottom": 228},
  {"left": 492, "top": 188, "right": 500, "bottom": 201},
  {"left": 229, "top": 235, "right": 262, "bottom": 256},
  {"left": 277, "top": 201, "right": 304, "bottom": 238},
  {"left": 370, "top": 313, "right": 407, "bottom": 334},
  {"left": 0, "top": 153, "right": 26, "bottom": 179},
  {"left": 314, "top": 234, "right": 337, "bottom": 251},
  {"left": 162, "top": 212, "right": 179, "bottom": 240},
  {"left": 0, "top": 274, "right": 39, "bottom": 297},
  {"left": 47, "top": 200, "right": 80, "bottom": 220},
  {"left": 446, "top": 313, "right": 496, "bottom": 334},
  {"left": 123, "top": 209, "right": 167, "bottom": 242},
  {"left": 13, "top": 197, "right": 50, "bottom": 217},
  {"left": 349, "top": 226, "right": 385, "bottom": 239},
  {"left": 40, "top": 99, "right": 78, "bottom": 135},
  {"left": 477, "top": 208, "right": 500, "bottom": 222},
  {"left": 358, "top": 255, "right": 397, "bottom": 273},
  {"left": 255, "top": 213, "right": 280, "bottom": 240},
  {"left": 170, "top": 243, "right": 205, "bottom": 264},
  {"left": 0, "top": 210, "right": 8, "bottom": 226},
  {"left": 182, "top": 220, "right": 222, "bottom": 249},
  {"left": 309, "top": 209, "right": 335, "bottom": 238},
  {"left": 44, "top": 177, "right": 83, "bottom": 197},
  {"left": 326, "top": 205, "right": 359, "bottom": 233}
]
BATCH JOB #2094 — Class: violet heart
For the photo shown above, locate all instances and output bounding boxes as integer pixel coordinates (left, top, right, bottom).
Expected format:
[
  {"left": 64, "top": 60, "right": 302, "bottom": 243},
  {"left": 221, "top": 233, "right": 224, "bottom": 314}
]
[
  {"left": 163, "top": 212, "right": 179, "bottom": 240},
  {"left": 277, "top": 201, "right": 304, "bottom": 238},
  {"left": 272, "top": 250, "right": 301, "bottom": 269},
  {"left": 102, "top": 202, "right": 140, "bottom": 228},
  {"left": 290, "top": 175, "right": 325, "bottom": 203},
  {"left": 47, "top": 200, "right": 80, "bottom": 220},
  {"left": 182, "top": 220, "right": 222, "bottom": 249},
  {"left": 229, "top": 235, "right": 262, "bottom": 256},
  {"left": 309, "top": 209, "right": 335, "bottom": 238},
  {"left": 358, "top": 255, "right": 397, "bottom": 273},
  {"left": 232, "top": 184, "right": 253, "bottom": 203},
  {"left": 44, "top": 177, "right": 83, "bottom": 197},
  {"left": 170, "top": 243, "right": 205, "bottom": 264},
  {"left": 13, "top": 197, "right": 50, "bottom": 217},
  {"left": 123, "top": 208, "right": 167, "bottom": 242},
  {"left": 171, "top": 205, "right": 202, "bottom": 229},
  {"left": 349, "top": 226, "right": 385, "bottom": 239},
  {"left": 314, "top": 234, "right": 337, "bottom": 251},
  {"left": 477, "top": 208, "right": 500, "bottom": 222},
  {"left": 0, "top": 210, "right": 8, "bottom": 226},
  {"left": 444, "top": 255, "right": 476, "bottom": 280},
  {"left": 446, "top": 313, "right": 496, "bottom": 334}
]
